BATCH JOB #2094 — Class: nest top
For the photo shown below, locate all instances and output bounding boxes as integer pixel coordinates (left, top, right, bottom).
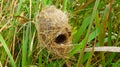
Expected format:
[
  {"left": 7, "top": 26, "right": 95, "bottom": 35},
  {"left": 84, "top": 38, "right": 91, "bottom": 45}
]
[{"left": 37, "top": 6, "right": 68, "bottom": 26}]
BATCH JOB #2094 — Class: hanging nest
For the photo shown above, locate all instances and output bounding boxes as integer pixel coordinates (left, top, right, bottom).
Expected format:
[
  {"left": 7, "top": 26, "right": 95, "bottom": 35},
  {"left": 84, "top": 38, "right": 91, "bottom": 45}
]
[{"left": 36, "top": 6, "right": 72, "bottom": 58}]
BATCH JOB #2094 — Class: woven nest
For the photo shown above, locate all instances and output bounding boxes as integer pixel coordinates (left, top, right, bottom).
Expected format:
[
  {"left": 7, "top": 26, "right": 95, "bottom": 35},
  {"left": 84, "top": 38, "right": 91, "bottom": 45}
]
[{"left": 36, "top": 6, "right": 72, "bottom": 58}]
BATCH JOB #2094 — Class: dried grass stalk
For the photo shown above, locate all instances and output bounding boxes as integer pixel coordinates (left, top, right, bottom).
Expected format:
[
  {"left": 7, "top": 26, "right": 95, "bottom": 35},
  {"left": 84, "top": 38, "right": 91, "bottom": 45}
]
[{"left": 85, "top": 46, "right": 120, "bottom": 52}]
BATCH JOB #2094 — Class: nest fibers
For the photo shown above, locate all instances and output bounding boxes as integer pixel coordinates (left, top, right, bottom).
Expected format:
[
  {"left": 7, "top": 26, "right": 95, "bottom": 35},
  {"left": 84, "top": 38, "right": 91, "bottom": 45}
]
[{"left": 36, "top": 6, "right": 72, "bottom": 58}]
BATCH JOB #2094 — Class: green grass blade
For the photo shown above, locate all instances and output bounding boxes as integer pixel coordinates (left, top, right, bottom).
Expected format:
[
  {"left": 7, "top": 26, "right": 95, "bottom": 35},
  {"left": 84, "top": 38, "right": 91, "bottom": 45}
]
[
  {"left": 73, "top": 16, "right": 90, "bottom": 43},
  {"left": 22, "top": 27, "right": 29, "bottom": 67},
  {"left": 42, "top": 0, "right": 47, "bottom": 8},
  {"left": 69, "top": 43, "right": 82, "bottom": 57},
  {"left": 62, "top": 0, "right": 67, "bottom": 11},
  {"left": 106, "top": 30, "right": 120, "bottom": 66},
  {"left": 15, "top": 0, "right": 25, "bottom": 15},
  {"left": 112, "top": 58, "right": 120, "bottom": 67},
  {"left": 85, "top": 47, "right": 94, "bottom": 67},
  {"left": 27, "top": 0, "right": 32, "bottom": 64},
  {"left": 42, "top": 0, "right": 50, "bottom": 8},
  {"left": 82, "top": 52, "right": 90, "bottom": 64},
  {"left": 39, "top": 48, "right": 43, "bottom": 67},
  {"left": 88, "top": 28, "right": 100, "bottom": 43},
  {"left": 77, "top": 0, "right": 100, "bottom": 66},
  {"left": 0, "top": 34, "right": 16, "bottom": 67},
  {"left": 99, "top": 3, "right": 110, "bottom": 67},
  {"left": 108, "top": 20, "right": 112, "bottom": 46}
]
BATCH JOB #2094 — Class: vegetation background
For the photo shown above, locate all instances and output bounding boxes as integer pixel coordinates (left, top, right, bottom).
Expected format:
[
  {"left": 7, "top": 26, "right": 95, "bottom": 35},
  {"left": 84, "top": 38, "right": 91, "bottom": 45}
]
[{"left": 0, "top": 0, "right": 120, "bottom": 67}]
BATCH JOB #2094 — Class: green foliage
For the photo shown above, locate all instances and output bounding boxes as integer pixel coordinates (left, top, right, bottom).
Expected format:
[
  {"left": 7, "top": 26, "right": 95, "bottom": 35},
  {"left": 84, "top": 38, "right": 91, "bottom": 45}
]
[
  {"left": 0, "top": 34, "right": 16, "bottom": 67},
  {"left": 0, "top": 0, "right": 120, "bottom": 67}
]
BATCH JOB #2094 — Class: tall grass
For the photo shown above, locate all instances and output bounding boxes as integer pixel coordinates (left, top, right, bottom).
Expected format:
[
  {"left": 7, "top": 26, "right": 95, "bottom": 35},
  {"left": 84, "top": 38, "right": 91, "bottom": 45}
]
[
  {"left": 0, "top": 34, "right": 16, "bottom": 67},
  {"left": 0, "top": 0, "right": 120, "bottom": 67}
]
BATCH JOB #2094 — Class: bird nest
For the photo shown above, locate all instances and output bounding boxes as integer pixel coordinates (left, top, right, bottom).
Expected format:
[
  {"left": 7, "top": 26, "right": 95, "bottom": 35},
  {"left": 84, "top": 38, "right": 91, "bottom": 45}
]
[{"left": 36, "top": 6, "right": 72, "bottom": 58}]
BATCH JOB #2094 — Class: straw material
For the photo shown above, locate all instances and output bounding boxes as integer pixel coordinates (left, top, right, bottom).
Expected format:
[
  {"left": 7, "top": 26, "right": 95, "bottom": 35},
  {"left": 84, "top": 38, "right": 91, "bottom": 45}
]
[{"left": 36, "top": 6, "right": 72, "bottom": 58}]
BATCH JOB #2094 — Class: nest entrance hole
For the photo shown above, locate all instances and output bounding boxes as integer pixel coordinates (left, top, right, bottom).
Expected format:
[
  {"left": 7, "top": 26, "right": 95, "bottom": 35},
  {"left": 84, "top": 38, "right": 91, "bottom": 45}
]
[{"left": 55, "top": 34, "right": 67, "bottom": 44}]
